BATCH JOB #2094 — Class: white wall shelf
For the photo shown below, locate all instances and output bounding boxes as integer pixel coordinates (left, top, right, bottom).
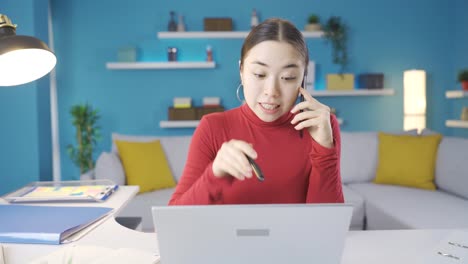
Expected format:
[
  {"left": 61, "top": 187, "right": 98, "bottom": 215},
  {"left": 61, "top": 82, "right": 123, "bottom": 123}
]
[
  {"left": 309, "top": 89, "right": 395, "bottom": 97},
  {"left": 157, "top": 31, "right": 324, "bottom": 39},
  {"left": 160, "top": 118, "right": 343, "bottom": 128},
  {"left": 106, "top": 61, "right": 216, "bottom": 70},
  {"left": 160, "top": 120, "right": 200, "bottom": 128},
  {"left": 445, "top": 120, "right": 468, "bottom": 129},
  {"left": 446, "top": 90, "right": 468, "bottom": 98}
]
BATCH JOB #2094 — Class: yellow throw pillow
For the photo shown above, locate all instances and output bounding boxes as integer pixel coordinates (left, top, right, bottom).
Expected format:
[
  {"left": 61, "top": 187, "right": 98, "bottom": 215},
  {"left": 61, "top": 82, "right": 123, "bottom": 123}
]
[
  {"left": 374, "top": 132, "right": 442, "bottom": 190},
  {"left": 115, "top": 140, "right": 176, "bottom": 193}
]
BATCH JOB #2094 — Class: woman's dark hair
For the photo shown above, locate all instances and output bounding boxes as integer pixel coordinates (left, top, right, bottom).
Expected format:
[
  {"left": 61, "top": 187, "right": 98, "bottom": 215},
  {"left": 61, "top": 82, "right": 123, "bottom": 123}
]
[{"left": 240, "top": 18, "right": 309, "bottom": 75}]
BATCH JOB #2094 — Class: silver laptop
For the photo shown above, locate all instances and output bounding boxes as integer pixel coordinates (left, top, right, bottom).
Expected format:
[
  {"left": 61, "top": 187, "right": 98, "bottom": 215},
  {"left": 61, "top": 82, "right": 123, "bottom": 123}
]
[{"left": 152, "top": 204, "right": 352, "bottom": 264}]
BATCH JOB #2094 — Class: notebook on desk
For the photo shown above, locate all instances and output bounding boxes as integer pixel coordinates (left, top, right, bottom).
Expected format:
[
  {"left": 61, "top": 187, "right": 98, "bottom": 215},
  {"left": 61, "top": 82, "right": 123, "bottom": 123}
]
[
  {"left": 0, "top": 204, "right": 113, "bottom": 245},
  {"left": 152, "top": 204, "right": 352, "bottom": 264}
]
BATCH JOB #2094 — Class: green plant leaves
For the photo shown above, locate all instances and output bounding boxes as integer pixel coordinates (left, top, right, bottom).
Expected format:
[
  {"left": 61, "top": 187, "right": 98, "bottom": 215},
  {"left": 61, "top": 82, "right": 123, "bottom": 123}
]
[
  {"left": 458, "top": 69, "right": 468, "bottom": 82},
  {"left": 308, "top": 14, "right": 320, "bottom": 24},
  {"left": 323, "top": 16, "right": 348, "bottom": 73},
  {"left": 67, "top": 103, "right": 101, "bottom": 175}
]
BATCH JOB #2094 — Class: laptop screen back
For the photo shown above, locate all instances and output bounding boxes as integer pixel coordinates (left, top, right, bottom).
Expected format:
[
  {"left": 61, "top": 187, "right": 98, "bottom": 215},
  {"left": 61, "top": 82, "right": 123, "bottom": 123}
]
[{"left": 152, "top": 204, "right": 352, "bottom": 264}]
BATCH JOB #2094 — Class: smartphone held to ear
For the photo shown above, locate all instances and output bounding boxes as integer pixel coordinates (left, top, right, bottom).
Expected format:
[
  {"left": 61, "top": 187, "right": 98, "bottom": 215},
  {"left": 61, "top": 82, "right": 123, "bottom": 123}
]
[
  {"left": 298, "top": 82, "right": 305, "bottom": 138},
  {"left": 299, "top": 74, "right": 306, "bottom": 105}
]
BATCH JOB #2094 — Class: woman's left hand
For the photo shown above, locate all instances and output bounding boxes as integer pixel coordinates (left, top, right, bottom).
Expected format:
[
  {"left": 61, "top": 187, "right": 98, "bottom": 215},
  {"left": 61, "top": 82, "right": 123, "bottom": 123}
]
[{"left": 290, "top": 88, "right": 334, "bottom": 148}]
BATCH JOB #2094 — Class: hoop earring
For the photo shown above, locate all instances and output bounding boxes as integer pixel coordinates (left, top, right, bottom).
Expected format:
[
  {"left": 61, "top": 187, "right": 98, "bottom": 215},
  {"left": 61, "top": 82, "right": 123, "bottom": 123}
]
[{"left": 236, "top": 83, "right": 245, "bottom": 103}]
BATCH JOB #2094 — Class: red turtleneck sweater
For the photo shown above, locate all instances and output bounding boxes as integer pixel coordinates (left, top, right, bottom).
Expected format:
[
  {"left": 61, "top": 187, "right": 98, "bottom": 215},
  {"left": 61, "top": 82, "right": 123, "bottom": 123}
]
[{"left": 169, "top": 104, "right": 343, "bottom": 205}]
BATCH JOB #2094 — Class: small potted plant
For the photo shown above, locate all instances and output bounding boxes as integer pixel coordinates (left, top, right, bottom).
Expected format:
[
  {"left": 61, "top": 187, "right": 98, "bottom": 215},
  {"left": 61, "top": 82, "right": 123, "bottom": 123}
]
[
  {"left": 305, "top": 14, "right": 321, "bottom": 31},
  {"left": 457, "top": 69, "right": 468, "bottom": 91},
  {"left": 67, "top": 103, "right": 101, "bottom": 180}
]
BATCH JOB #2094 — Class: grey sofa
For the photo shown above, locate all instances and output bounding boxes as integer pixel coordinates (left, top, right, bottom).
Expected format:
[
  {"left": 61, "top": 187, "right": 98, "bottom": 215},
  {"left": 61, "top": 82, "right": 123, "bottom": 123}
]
[
  {"left": 95, "top": 132, "right": 468, "bottom": 232},
  {"left": 340, "top": 132, "right": 468, "bottom": 230}
]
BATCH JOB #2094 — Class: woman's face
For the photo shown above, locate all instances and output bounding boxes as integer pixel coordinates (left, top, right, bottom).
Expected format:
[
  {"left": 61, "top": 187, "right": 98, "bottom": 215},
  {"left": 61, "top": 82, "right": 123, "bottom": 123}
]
[{"left": 240, "top": 41, "right": 305, "bottom": 122}]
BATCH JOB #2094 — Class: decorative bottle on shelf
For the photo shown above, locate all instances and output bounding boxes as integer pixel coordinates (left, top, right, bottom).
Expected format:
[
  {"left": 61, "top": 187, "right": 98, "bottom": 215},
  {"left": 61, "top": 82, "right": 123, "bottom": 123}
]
[
  {"left": 168, "top": 11, "right": 177, "bottom": 32},
  {"left": 177, "top": 15, "right": 186, "bottom": 32},
  {"left": 206, "top": 45, "right": 213, "bottom": 62},
  {"left": 167, "top": 47, "right": 178, "bottom": 61},
  {"left": 251, "top": 9, "right": 259, "bottom": 29}
]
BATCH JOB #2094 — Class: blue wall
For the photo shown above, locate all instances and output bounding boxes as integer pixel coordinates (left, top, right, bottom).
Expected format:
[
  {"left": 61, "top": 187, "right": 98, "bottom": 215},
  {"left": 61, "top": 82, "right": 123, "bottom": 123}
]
[
  {"left": 0, "top": 0, "right": 466, "bottom": 194},
  {"left": 0, "top": 0, "right": 51, "bottom": 195}
]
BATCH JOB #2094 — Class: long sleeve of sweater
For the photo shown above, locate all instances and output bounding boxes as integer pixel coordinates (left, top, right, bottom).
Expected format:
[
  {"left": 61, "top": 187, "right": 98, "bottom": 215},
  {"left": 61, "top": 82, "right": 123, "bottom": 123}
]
[{"left": 306, "top": 115, "right": 344, "bottom": 203}]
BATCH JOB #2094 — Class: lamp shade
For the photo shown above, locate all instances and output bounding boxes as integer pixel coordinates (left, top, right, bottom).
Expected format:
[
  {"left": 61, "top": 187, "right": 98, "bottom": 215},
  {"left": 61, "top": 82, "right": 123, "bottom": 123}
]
[
  {"left": 403, "top": 70, "right": 426, "bottom": 131},
  {"left": 0, "top": 14, "right": 56, "bottom": 86}
]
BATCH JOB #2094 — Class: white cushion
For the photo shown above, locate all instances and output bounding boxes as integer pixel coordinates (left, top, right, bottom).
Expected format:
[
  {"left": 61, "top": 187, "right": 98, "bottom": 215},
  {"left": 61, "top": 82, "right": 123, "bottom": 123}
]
[
  {"left": 117, "top": 187, "right": 175, "bottom": 232},
  {"left": 95, "top": 152, "right": 126, "bottom": 185},
  {"left": 342, "top": 184, "right": 365, "bottom": 230},
  {"left": 80, "top": 169, "right": 95, "bottom": 181},
  {"left": 340, "top": 132, "right": 378, "bottom": 184},
  {"left": 348, "top": 183, "right": 468, "bottom": 230},
  {"left": 340, "top": 130, "right": 418, "bottom": 184},
  {"left": 111, "top": 133, "right": 192, "bottom": 181},
  {"left": 435, "top": 136, "right": 468, "bottom": 199}
]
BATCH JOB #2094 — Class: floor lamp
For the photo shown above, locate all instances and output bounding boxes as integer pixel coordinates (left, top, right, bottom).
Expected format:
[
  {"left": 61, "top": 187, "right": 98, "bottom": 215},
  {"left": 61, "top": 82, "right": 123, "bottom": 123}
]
[
  {"left": 0, "top": 12, "right": 60, "bottom": 181},
  {"left": 48, "top": 2, "right": 61, "bottom": 182},
  {"left": 403, "top": 70, "right": 426, "bottom": 132}
]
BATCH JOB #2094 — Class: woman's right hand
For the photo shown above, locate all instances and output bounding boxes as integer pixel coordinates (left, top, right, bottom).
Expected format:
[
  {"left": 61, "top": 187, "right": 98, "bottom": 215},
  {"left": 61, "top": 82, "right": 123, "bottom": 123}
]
[{"left": 212, "top": 139, "right": 257, "bottom": 181}]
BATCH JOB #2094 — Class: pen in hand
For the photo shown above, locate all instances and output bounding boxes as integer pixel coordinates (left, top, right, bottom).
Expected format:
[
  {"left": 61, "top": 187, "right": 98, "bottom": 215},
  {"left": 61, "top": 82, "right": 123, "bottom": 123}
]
[{"left": 246, "top": 155, "right": 264, "bottom": 182}]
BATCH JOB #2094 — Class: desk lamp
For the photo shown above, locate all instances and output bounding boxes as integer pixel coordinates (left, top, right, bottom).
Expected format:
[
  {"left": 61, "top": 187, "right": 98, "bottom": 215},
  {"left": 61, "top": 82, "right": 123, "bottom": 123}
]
[{"left": 0, "top": 14, "right": 56, "bottom": 86}]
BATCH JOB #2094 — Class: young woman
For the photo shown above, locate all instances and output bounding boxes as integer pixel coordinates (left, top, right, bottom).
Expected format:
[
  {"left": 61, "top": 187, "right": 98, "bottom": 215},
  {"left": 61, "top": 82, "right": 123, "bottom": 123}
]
[{"left": 169, "top": 18, "right": 343, "bottom": 205}]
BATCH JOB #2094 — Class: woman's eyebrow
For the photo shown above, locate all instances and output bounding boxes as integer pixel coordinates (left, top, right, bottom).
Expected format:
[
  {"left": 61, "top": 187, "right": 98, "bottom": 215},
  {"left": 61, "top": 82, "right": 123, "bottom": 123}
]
[
  {"left": 283, "top": 63, "right": 299, "bottom": 69},
  {"left": 251, "top": 60, "right": 268, "bottom": 67},
  {"left": 251, "top": 61, "right": 299, "bottom": 69}
]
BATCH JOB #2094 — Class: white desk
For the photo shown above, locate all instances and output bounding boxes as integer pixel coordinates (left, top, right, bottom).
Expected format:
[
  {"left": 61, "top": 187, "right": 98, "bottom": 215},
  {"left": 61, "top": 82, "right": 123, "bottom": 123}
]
[
  {"left": 0, "top": 188, "right": 464, "bottom": 263},
  {"left": 341, "top": 229, "right": 458, "bottom": 263},
  {"left": 0, "top": 185, "right": 141, "bottom": 264},
  {"left": 4, "top": 227, "right": 459, "bottom": 264}
]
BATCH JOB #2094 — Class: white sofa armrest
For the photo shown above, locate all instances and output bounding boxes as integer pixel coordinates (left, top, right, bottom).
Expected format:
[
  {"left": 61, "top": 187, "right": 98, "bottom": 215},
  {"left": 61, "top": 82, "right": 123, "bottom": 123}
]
[{"left": 95, "top": 152, "right": 126, "bottom": 185}]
